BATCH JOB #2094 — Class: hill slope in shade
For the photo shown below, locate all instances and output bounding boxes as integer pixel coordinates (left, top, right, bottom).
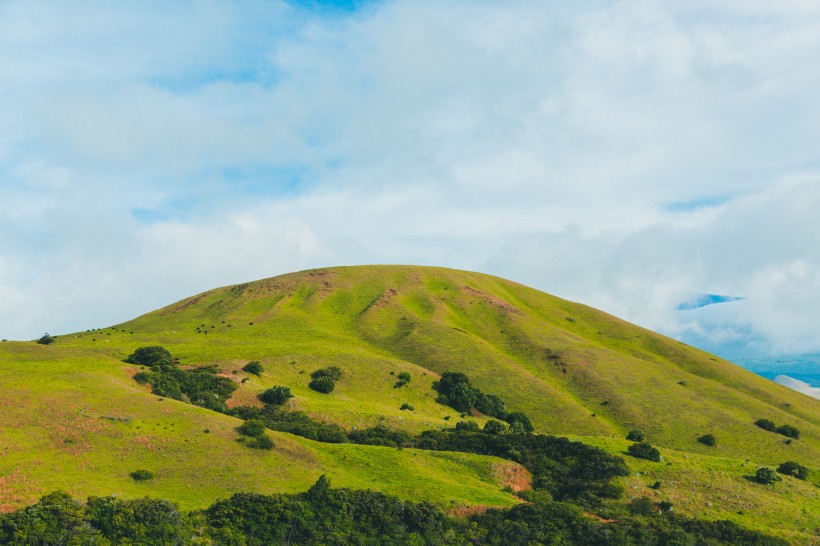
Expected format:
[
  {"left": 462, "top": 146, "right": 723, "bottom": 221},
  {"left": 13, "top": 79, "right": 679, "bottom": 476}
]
[{"left": 105, "top": 265, "right": 818, "bottom": 465}]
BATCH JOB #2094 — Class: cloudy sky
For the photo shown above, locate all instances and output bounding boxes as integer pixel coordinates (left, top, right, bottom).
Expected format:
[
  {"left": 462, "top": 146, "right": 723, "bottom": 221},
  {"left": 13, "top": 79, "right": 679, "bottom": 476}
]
[{"left": 1, "top": 1, "right": 819, "bottom": 364}]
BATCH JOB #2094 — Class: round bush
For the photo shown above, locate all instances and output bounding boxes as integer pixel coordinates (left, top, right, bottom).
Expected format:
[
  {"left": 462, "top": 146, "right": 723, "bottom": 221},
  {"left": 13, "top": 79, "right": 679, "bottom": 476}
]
[
  {"left": 776, "top": 461, "right": 808, "bottom": 480},
  {"left": 626, "top": 429, "right": 646, "bottom": 442},
  {"left": 130, "top": 469, "right": 154, "bottom": 481},
  {"left": 237, "top": 419, "right": 266, "bottom": 437},
  {"left": 482, "top": 420, "right": 508, "bottom": 435},
  {"left": 627, "top": 442, "right": 661, "bottom": 462},
  {"left": 242, "top": 361, "right": 264, "bottom": 376},
  {"left": 259, "top": 386, "right": 293, "bottom": 405},
  {"left": 125, "top": 346, "right": 172, "bottom": 368},
  {"left": 755, "top": 467, "right": 781, "bottom": 484},
  {"left": 697, "top": 433, "right": 716, "bottom": 447},
  {"left": 309, "top": 376, "right": 335, "bottom": 394}
]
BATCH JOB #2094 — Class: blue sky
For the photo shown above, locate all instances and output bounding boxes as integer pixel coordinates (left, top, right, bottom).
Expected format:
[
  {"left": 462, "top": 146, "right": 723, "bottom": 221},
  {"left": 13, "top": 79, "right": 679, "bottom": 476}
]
[{"left": 1, "top": 1, "right": 820, "bottom": 365}]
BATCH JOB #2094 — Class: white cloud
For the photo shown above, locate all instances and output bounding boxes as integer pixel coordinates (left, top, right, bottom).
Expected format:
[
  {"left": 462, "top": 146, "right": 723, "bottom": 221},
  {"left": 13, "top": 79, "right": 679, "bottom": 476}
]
[{"left": 1, "top": 0, "right": 819, "bottom": 360}]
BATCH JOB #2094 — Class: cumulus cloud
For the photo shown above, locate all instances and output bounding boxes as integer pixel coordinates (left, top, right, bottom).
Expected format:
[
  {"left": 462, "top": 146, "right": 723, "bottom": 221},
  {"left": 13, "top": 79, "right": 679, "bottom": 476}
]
[{"left": 0, "top": 0, "right": 819, "bottom": 360}]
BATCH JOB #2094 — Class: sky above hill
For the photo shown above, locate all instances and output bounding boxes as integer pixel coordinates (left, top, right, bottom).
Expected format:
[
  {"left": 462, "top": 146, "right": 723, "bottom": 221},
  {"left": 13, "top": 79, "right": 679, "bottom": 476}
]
[{"left": 1, "top": 1, "right": 819, "bottom": 363}]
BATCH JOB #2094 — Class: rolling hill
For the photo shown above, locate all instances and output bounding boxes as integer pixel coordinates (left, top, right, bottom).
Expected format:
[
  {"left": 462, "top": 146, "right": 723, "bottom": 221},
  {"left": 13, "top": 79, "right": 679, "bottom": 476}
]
[{"left": 1, "top": 265, "right": 818, "bottom": 542}]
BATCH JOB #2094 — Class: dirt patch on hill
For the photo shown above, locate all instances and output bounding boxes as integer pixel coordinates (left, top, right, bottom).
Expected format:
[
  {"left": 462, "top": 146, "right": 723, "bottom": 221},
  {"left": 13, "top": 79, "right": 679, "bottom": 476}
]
[
  {"left": 494, "top": 462, "right": 532, "bottom": 492},
  {"left": 462, "top": 286, "right": 520, "bottom": 315}
]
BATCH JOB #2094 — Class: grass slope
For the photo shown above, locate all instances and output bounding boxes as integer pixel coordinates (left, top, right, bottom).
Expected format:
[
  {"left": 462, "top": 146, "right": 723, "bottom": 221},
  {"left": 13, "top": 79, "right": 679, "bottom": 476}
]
[
  {"left": 0, "top": 343, "right": 521, "bottom": 512},
  {"left": 2, "top": 265, "right": 818, "bottom": 542}
]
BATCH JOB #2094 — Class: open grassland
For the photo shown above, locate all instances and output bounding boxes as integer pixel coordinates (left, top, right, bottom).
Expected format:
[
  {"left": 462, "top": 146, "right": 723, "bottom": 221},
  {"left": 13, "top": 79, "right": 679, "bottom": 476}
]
[
  {"left": 0, "top": 345, "right": 521, "bottom": 512},
  {"left": 2, "top": 265, "right": 818, "bottom": 542}
]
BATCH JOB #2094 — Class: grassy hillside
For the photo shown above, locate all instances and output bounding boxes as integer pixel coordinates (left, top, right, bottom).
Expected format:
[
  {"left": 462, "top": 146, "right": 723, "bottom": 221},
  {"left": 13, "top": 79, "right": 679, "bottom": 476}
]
[
  {"left": 0, "top": 342, "right": 522, "bottom": 512},
  {"left": 2, "top": 265, "right": 818, "bottom": 542}
]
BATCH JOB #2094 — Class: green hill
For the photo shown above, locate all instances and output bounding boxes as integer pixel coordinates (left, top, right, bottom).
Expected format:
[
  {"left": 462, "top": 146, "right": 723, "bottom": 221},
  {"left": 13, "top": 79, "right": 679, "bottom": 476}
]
[{"left": 1, "top": 265, "right": 818, "bottom": 542}]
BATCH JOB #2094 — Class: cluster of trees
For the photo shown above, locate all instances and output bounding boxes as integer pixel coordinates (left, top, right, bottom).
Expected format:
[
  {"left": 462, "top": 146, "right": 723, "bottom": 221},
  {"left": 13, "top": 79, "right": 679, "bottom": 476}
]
[
  {"left": 308, "top": 367, "right": 342, "bottom": 394},
  {"left": 0, "top": 482, "right": 789, "bottom": 545},
  {"left": 755, "top": 418, "right": 800, "bottom": 439},
  {"left": 393, "top": 371, "right": 411, "bottom": 388},
  {"left": 228, "top": 404, "right": 347, "bottom": 444},
  {"left": 433, "top": 372, "right": 534, "bottom": 432},
  {"left": 128, "top": 347, "right": 237, "bottom": 413},
  {"left": 627, "top": 442, "right": 662, "bottom": 462}
]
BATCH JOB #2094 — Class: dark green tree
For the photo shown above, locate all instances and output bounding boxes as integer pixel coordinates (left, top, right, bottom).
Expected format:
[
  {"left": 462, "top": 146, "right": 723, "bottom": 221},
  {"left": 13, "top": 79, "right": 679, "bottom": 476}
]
[
  {"left": 776, "top": 461, "right": 808, "bottom": 480},
  {"left": 242, "top": 361, "right": 264, "bottom": 375},
  {"left": 627, "top": 442, "right": 661, "bottom": 462},
  {"left": 755, "top": 467, "right": 781, "bottom": 484},
  {"left": 309, "top": 376, "right": 335, "bottom": 394},
  {"left": 626, "top": 429, "right": 645, "bottom": 442},
  {"left": 124, "top": 346, "right": 172, "bottom": 367},
  {"left": 259, "top": 386, "right": 293, "bottom": 405}
]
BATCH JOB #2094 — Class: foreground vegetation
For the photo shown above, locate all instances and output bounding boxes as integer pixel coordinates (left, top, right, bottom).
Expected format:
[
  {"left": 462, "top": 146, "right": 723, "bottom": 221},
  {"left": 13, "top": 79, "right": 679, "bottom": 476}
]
[{"left": 0, "top": 478, "right": 789, "bottom": 546}]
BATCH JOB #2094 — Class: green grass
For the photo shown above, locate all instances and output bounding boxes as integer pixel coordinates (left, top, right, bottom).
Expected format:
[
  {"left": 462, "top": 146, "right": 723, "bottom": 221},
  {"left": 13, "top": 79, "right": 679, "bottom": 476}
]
[{"left": 2, "top": 265, "right": 818, "bottom": 541}]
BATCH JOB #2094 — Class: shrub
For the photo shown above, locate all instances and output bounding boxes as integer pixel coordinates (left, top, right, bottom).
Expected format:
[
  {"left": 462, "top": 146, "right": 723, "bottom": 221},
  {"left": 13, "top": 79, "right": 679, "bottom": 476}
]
[
  {"left": 348, "top": 425, "right": 412, "bottom": 448},
  {"left": 311, "top": 367, "right": 342, "bottom": 381},
  {"left": 125, "top": 346, "right": 173, "bottom": 368},
  {"left": 628, "top": 496, "right": 655, "bottom": 516},
  {"left": 246, "top": 434, "right": 274, "bottom": 450},
  {"left": 394, "top": 371, "right": 411, "bottom": 388},
  {"left": 626, "top": 429, "right": 645, "bottom": 442},
  {"left": 36, "top": 333, "right": 55, "bottom": 345},
  {"left": 506, "top": 412, "right": 534, "bottom": 433},
  {"left": 650, "top": 481, "right": 662, "bottom": 490},
  {"left": 755, "top": 467, "right": 781, "bottom": 484},
  {"left": 399, "top": 403, "right": 414, "bottom": 411},
  {"left": 628, "top": 442, "right": 661, "bottom": 462},
  {"left": 776, "top": 461, "right": 808, "bottom": 480},
  {"left": 754, "top": 418, "right": 777, "bottom": 432},
  {"left": 776, "top": 424, "right": 800, "bottom": 439},
  {"left": 309, "top": 376, "right": 335, "bottom": 394},
  {"left": 237, "top": 420, "right": 266, "bottom": 437},
  {"left": 455, "top": 420, "right": 480, "bottom": 432},
  {"left": 242, "top": 361, "right": 264, "bottom": 376},
  {"left": 697, "top": 433, "right": 716, "bottom": 447},
  {"left": 475, "top": 393, "right": 508, "bottom": 420},
  {"left": 258, "top": 386, "right": 293, "bottom": 405},
  {"left": 482, "top": 420, "right": 507, "bottom": 435},
  {"left": 130, "top": 469, "right": 154, "bottom": 481}
]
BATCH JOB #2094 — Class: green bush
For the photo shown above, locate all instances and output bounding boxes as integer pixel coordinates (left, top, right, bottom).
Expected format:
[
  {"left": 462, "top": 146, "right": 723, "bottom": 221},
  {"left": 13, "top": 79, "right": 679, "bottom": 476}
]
[
  {"left": 455, "top": 420, "right": 480, "bottom": 432},
  {"left": 697, "top": 433, "right": 716, "bottom": 446},
  {"left": 246, "top": 434, "right": 274, "bottom": 450},
  {"left": 129, "top": 469, "right": 154, "bottom": 481},
  {"left": 36, "top": 333, "right": 55, "bottom": 345},
  {"left": 627, "top": 442, "right": 661, "bottom": 462},
  {"left": 755, "top": 467, "right": 781, "bottom": 484},
  {"left": 399, "top": 403, "right": 414, "bottom": 411},
  {"left": 776, "top": 461, "right": 808, "bottom": 480},
  {"left": 475, "top": 393, "right": 508, "bottom": 420},
  {"left": 242, "top": 361, "right": 264, "bottom": 376},
  {"left": 259, "top": 386, "right": 293, "bottom": 405},
  {"left": 754, "top": 418, "right": 776, "bottom": 432},
  {"left": 505, "top": 412, "right": 534, "bottom": 433},
  {"left": 626, "top": 429, "right": 645, "bottom": 442},
  {"left": 394, "top": 371, "right": 412, "bottom": 388},
  {"left": 309, "top": 376, "right": 335, "bottom": 394},
  {"left": 237, "top": 420, "right": 266, "bottom": 437},
  {"left": 125, "top": 346, "right": 173, "bottom": 368},
  {"left": 311, "top": 366, "right": 342, "bottom": 381},
  {"left": 482, "top": 420, "right": 507, "bottom": 435},
  {"left": 776, "top": 424, "right": 800, "bottom": 439},
  {"left": 628, "top": 496, "right": 655, "bottom": 516}
]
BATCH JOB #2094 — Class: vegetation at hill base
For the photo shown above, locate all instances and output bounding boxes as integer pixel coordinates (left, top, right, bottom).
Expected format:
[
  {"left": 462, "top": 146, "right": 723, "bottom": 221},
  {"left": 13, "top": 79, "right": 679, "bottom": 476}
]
[{"left": 0, "top": 479, "right": 790, "bottom": 546}]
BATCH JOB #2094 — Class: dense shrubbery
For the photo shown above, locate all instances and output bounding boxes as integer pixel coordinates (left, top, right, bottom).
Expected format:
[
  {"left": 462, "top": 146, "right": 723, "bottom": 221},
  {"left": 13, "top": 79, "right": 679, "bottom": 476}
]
[
  {"left": 414, "top": 430, "right": 629, "bottom": 505},
  {"left": 242, "top": 361, "right": 264, "bottom": 375},
  {"left": 755, "top": 418, "right": 800, "bottom": 439},
  {"left": 627, "top": 442, "right": 661, "bottom": 462},
  {"left": 129, "top": 469, "right": 154, "bottom": 481},
  {"left": 755, "top": 418, "right": 777, "bottom": 432},
  {"left": 394, "top": 371, "right": 411, "bottom": 388},
  {"left": 133, "top": 361, "right": 237, "bottom": 413},
  {"left": 776, "top": 424, "right": 800, "bottom": 439},
  {"left": 776, "top": 461, "right": 808, "bottom": 480},
  {"left": 258, "top": 386, "right": 293, "bottom": 405},
  {"left": 755, "top": 467, "right": 781, "bottom": 484},
  {"left": 236, "top": 419, "right": 274, "bottom": 450},
  {"left": 308, "top": 366, "right": 341, "bottom": 394},
  {"left": 125, "top": 346, "right": 173, "bottom": 367},
  {"left": 697, "top": 433, "right": 716, "bottom": 446},
  {"left": 228, "top": 404, "right": 347, "bottom": 443},
  {"left": 434, "top": 372, "right": 536, "bottom": 431},
  {"left": 626, "top": 429, "right": 645, "bottom": 441},
  {"left": 348, "top": 425, "right": 412, "bottom": 448},
  {"left": 1, "top": 482, "right": 788, "bottom": 545}
]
